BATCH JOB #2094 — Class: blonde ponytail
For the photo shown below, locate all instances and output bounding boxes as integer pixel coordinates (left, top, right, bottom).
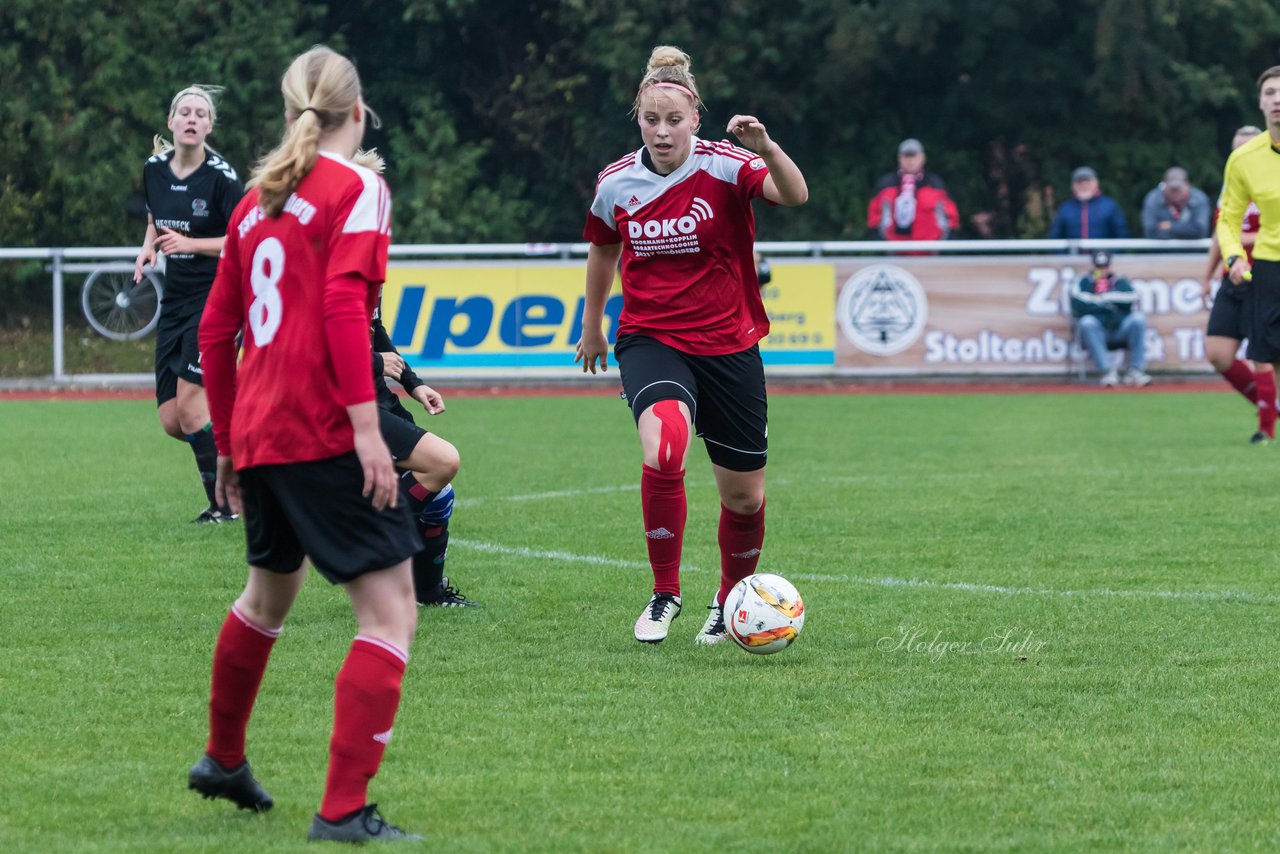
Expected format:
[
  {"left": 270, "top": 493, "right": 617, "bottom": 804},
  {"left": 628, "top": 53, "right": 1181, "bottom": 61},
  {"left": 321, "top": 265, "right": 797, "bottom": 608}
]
[
  {"left": 352, "top": 148, "right": 385, "bottom": 173},
  {"left": 250, "top": 46, "right": 367, "bottom": 217}
]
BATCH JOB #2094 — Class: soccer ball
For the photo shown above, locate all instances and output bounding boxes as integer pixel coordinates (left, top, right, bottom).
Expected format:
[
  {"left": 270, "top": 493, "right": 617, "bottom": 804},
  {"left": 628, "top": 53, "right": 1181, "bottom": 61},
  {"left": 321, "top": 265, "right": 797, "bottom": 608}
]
[{"left": 725, "top": 573, "right": 805, "bottom": 655}]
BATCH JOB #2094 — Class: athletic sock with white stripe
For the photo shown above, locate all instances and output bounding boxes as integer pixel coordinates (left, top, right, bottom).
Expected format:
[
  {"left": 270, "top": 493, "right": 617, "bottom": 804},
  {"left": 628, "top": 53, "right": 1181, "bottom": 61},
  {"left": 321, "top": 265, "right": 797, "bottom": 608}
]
[
  {"left": 206, "top": 605, "right": 280, "bottom": 768},
  {"left": 319, "top": 637, "right": 408, "bottom": 822}
]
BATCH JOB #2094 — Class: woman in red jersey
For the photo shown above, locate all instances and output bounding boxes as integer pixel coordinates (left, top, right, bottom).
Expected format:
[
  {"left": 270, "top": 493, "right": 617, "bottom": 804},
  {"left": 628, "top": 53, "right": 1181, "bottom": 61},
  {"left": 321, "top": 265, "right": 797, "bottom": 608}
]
[
  {"left": 193, "top": 46, "right": 422, "bottom": 843},
  {"left": 575, "top": 45, "right": 808, "bottom": 646}
]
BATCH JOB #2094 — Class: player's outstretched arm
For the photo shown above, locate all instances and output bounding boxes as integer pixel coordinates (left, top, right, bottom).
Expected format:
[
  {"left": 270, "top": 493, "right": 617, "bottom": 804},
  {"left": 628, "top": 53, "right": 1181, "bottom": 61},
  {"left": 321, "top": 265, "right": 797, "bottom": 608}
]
[
  {"left": 349, "top": 401, "right": 398, "bottom": 510},
  {"left": 215, "top": 456, "right": 243, "bottom": 516},
  {"left": 575, "top": 242, "right": 622, "bottom": 374},
  {"left": 412, "top": 384, "right": 445, "bottom": 415},
  {"left": 134, "top": 216, "right": 158, "bottom": 283},
  {"left": 727, "top": 115, "right": 808, "bottom": 206}
]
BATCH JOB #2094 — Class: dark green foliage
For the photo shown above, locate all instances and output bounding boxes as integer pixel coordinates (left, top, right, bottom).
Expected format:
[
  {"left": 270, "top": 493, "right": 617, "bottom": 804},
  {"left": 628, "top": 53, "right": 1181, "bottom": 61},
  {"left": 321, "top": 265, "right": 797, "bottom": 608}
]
[{"left": 3, "top": 0, "right": 1280, "bottom": 253}]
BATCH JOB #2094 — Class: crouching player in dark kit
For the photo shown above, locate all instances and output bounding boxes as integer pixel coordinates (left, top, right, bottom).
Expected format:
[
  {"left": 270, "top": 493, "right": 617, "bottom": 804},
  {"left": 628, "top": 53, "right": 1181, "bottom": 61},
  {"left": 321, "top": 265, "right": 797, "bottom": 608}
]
[{"left": 372, "top": 295, "right": 479, "bottom": 607}]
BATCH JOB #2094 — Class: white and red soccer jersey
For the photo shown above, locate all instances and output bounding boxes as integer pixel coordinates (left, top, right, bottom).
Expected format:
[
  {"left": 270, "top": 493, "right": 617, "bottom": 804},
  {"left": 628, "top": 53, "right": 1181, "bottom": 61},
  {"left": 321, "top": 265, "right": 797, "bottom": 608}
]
[
  {"left": 200, "top": 152, "right": 392, "bottom": 468},
  {"left": 583, "top": 137, "right": 771, "bottom": 355}
]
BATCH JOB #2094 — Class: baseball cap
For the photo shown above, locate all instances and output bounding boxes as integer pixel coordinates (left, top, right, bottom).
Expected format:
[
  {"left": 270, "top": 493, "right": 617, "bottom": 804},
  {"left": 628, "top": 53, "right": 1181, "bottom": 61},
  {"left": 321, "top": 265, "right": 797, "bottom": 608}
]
[
  {"left": 1072, "top": 166, "right": 1098, "bottom": 182},
  {"left": 898, "top": 138, "right": 924, "bottom": 156},
  {"left": 1091, "top": 249, "right": 1112, "bottom": 268},
  {"left": 1163, "top": 167, "right": 1189, "bottom": 188}
]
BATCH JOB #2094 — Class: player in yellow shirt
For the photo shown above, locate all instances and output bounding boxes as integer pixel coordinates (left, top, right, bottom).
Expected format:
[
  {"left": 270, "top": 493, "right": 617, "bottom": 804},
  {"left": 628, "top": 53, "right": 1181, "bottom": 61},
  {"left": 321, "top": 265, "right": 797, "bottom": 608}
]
[{"left": 1219, "top": 66, "right": 1280, "bottom": 365}]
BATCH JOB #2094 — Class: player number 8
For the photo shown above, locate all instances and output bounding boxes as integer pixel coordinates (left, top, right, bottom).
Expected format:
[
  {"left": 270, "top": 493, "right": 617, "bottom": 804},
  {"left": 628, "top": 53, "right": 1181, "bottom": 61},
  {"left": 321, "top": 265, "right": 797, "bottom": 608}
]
[{"left": 250, "top": 237, "right": 284, "bottom": 346}]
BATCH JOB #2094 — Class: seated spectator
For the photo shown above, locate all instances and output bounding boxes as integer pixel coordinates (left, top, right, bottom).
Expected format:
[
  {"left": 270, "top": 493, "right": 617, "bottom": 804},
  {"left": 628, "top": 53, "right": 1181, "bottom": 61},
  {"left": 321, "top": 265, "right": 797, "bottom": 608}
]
[
  {"left": 867, "top": 138, "right": 959, "bottom": 244},
  {"left": 1142, "top": 167, "right": 1211, "bottom": 239},
  {"left": 1049, "top": 167, "right": 1129, "bottom": 241},
  {"left": 1070, "top": 249, "right": 1151, "bottom": 387}
]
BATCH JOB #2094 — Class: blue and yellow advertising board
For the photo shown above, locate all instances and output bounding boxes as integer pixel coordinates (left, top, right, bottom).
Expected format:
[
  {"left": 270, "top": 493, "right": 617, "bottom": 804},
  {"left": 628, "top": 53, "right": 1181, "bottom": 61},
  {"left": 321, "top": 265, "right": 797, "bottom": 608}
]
[{"left": 381, "top": 261, "right": 835, "bottom": 373}]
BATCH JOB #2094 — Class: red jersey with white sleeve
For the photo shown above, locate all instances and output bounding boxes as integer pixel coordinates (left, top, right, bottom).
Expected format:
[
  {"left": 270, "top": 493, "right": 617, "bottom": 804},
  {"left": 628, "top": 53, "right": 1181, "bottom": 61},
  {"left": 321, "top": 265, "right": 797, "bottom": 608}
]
[
  {"left": 200, "top": 151, "right": 392, "bottom": 469},
  {"left": 1213, "top": 196, "right": 1262, "bottom": 262},
  {"left": 583, "top": 137, "right": 770, "bottom": 355}
]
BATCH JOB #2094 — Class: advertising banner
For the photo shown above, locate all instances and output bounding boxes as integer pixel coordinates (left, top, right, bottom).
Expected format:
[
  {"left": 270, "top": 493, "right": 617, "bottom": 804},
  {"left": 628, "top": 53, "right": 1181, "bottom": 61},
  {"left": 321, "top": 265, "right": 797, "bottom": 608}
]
[
  {"left": 833, "top": 254, "right": 1216, "bottom": 374},
  {"left": 382, "top": 261, "right": 835, "bottom": 373},
  {"left": 379, "top": 255, "right": 1216, "bottom": 376}
]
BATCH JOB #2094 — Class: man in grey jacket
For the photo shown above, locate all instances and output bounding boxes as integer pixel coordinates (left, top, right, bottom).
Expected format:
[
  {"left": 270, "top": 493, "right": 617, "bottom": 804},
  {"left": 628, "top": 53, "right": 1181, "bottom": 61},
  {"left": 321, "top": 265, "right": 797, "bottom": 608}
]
[{"left": 1142, "top": 167, "right": 1211, "bottom": 239}]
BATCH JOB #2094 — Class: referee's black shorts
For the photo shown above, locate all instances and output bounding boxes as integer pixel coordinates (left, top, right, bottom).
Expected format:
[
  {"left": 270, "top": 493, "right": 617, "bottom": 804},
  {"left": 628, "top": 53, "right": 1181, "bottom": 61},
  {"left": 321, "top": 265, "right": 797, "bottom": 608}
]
[
  {"left": 614, "top": 334, "right": 768, "bottom": 472},
  {"left": 238, "top": 452, "right": 422, "bottom": 584},
  {"left": 1246, "top": 260, "right": 1280, "bottom": 362}
]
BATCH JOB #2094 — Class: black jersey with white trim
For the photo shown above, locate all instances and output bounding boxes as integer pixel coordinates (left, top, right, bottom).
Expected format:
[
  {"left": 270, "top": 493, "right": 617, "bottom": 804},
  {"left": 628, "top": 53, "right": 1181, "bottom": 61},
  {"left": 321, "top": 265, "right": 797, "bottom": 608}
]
[{"left": 142, "top": 149, "right": 243, "bottom": 318}]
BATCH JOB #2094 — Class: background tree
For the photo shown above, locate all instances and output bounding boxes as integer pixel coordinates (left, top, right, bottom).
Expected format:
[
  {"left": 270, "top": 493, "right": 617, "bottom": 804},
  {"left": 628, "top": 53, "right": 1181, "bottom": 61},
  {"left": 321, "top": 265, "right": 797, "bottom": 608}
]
[{"left": 3, "top": 0, "right": 1280, "bottom": 273}]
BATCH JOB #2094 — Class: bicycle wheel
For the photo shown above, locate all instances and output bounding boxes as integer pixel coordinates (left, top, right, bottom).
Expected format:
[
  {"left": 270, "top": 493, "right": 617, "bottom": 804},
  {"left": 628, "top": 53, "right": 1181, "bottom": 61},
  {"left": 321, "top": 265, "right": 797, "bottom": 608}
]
[{"left": 81, "top": 268, "right": 163, "bottom": 341}]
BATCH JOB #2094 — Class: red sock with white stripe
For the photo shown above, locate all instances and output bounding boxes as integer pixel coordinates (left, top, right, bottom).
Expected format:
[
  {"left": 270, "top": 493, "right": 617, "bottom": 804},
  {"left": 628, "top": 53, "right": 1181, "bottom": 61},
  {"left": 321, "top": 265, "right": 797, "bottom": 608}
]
[
  {"left": 1256, "top": 370, "right": 1277, "bottom": 438},
  {"left": 717, "top": 501, "right": 766, "bottom": 606},
  {"left": 641, "top": 464, "right": 686, "bottom": 597},
  {"left": 206, "top": 605, "right": 280, "bottom": 768},
  {"left": 1221, "top": 359, "right": 1259, "bottom": 404},
  {"left": 319, "top": 636, "right": 408, "bottom": 822}
]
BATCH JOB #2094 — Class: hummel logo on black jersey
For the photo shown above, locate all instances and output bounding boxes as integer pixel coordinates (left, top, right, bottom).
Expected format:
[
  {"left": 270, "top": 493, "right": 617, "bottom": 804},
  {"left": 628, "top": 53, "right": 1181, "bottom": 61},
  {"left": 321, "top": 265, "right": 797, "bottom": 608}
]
[{"left": 627, "top": 195, "right": 641, "bottom": 207}]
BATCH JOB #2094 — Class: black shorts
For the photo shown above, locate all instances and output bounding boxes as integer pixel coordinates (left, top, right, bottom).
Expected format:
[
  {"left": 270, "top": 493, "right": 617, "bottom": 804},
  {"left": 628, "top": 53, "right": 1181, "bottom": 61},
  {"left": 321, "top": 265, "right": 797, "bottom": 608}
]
[
  {"left": 1246, "top": 260, "right": 1280, "bottom": 362},
  {"left": 238, "top": 452, "right": 422, "bottom": 584},
  {"left": 614, "top": 334, "right": 767, "bottom": 472},
  {"left": 1207, "top": 281, "right": 1249, "bottom": 340},
  {"left": 379, "top": 405, "right": 428, "bottom": 463},
  {"left": 155, "top": 312, "right": 203, "bottom": 405}
]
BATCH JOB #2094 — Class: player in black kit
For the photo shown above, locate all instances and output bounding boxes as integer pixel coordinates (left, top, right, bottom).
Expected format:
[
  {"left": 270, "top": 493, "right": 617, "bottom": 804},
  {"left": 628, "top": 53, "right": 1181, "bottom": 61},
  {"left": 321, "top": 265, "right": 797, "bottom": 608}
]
[
  {"left": 133, "top": 86, "right": 244, "bottom": 523},
  {"left": 371, "top": 295, "right": 479, "bottom": 607}
]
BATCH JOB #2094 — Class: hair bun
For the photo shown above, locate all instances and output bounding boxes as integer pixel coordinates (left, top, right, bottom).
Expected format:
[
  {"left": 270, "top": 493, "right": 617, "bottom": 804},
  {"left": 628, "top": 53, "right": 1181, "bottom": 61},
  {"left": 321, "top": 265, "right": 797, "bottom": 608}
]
[{"left": 647, "top": 45, "right": 691, "bottom": 73}]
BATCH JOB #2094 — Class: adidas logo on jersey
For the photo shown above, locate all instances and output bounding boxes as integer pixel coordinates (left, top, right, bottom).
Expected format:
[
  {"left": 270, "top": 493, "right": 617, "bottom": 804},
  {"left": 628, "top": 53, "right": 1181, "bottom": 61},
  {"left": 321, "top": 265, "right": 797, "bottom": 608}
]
[
  {"left": 627, "top": 195, "right": 641, "bottom": 207},
  {"left": 626, "top": 197, "right": 714, "bottom": 239}
]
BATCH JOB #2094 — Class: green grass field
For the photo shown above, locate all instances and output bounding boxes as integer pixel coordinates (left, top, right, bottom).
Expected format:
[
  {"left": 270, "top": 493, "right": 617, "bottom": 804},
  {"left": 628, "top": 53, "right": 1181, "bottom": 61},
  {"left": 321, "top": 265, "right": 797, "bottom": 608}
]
[{"left": 2, "top": 389, "right": 1280, "bottom": 851}]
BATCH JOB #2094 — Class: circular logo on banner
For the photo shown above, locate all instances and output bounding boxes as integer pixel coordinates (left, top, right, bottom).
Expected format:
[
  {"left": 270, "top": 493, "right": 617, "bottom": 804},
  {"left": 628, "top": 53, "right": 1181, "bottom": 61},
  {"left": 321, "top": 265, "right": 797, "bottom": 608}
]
[{"left": 837, "top": 264, "right": 928, "bottom": 356}]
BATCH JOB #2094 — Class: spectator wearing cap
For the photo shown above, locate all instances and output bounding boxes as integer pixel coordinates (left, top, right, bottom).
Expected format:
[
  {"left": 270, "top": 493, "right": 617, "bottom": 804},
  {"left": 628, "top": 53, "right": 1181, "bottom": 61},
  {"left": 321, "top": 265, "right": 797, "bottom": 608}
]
[
  {"left": 1048, "top": 166, "right": 1130, "bottom": 242},
  {"left": 1069, "top": 249, "right": 1151, "bottom": 387},
  {"left": 1142, "top": 167, "right": 1212, "bottom": 239},
  {"left": 867, "top": 138, "right": 959, "bottom": 246}
]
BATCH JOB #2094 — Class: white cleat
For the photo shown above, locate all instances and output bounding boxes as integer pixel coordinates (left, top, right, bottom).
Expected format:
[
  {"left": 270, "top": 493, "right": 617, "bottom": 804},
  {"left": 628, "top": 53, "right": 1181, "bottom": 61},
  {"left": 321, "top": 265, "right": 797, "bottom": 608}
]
[
  {"left": 634, "top": 593, "right": 681, "bottom": 643},
  {"left": 694, "top": 598, "right": 728, "bottom": 646}
]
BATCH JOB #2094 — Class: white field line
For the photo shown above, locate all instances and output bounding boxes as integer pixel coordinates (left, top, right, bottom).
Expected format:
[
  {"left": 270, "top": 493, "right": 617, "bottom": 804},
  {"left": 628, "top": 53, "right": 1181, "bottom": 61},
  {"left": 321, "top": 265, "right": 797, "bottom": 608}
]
[
  {"left": 456, "top": 483, "right": 639, "bottom": 508},
  {"left": 461, "top": 462, "right": 1273, "bottom": 509},
  {"left": 451, "top": 539, "right": 1279, "bottom": 604}
]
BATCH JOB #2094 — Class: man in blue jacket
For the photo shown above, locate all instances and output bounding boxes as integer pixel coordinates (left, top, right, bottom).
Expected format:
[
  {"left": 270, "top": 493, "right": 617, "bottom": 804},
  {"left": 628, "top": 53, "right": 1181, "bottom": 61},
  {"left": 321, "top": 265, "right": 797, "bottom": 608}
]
[
  {"left": 1049, "top": 167, "right": 1130, "bottom": 241},
  {"left": 1070, "top": 250, "right": 1151, "bottom": 387}
]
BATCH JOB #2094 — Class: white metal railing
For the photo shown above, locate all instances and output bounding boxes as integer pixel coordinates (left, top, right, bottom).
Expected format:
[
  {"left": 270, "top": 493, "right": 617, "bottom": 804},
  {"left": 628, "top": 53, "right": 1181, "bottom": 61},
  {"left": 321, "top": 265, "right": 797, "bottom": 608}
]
[{"left": 1, "top": 239, "right": 1215, "bottom": 383}]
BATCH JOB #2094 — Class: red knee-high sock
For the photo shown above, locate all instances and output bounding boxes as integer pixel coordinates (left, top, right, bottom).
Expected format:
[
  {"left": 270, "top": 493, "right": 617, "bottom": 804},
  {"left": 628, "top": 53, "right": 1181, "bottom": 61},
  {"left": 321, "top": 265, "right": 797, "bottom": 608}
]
[
  {"left": 1256, "top": 370, "right": 1277, "bottom": 437},
  {"left": 319, "top": 637, "right": 408, "bottom": 822},
  {"left": 717, "top": 500, "right": 766, "bottom": 606},
  {"left": 641, "top": 464, "right": 686, "bottom": 597},
  {"left": 1222, "top": 359, "right": 1259, "bottom": 404},
  {"left": 206, "top": 605, "right": 280, "bottom": 768}
]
